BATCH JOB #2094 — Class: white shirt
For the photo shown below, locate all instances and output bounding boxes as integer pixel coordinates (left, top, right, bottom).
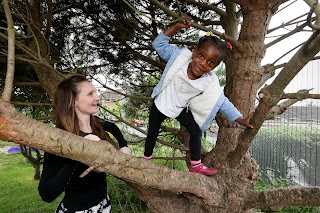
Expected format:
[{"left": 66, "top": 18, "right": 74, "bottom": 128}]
[{"left": 155, "top": 61, "right": 212, "bottom": 118}]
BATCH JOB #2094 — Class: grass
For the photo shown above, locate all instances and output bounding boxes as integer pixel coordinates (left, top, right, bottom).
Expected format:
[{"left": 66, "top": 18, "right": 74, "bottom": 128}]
[{"left": 0, "top": 149, "right": 60, "bottom": 212}]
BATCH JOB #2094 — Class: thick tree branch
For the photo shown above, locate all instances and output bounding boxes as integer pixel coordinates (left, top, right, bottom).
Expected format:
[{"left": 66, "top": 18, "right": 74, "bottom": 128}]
[
  {"left": 282, "top": 91, "right": 320, "bottom": 100},
  {"left": 0, "top": 100, "right": 222, "bottom": 206},
  {"left": 245, "top": 187, "right": 320, "bottom": 210}
]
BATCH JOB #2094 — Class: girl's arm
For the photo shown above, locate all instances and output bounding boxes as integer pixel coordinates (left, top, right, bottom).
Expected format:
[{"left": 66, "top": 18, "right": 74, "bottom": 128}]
[
  {"left": 152, "top": 14, "right": 191, "bottom": 62},
  {"left": 163, "top": 14, "right": 191, "bottom": 37}
]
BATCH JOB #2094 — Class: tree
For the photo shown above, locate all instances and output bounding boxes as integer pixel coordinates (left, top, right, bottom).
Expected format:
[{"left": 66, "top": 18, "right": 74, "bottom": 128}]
[{"left": 1, "top": 0, "right": 320, "bottom": 212}]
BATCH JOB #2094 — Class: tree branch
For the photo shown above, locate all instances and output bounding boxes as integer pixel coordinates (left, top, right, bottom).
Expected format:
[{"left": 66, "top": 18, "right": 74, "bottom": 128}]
[
  {"left": 261, "top": 89, "right": 319, "bottom": 120},
  {"left": 0, "top": 99, "right": 222, "bottom": 206},
  {"left": 2, "top": 0, "right": 15, "bottom": 101},
  {"left": 245, "top": 187, "right": 320, "bottom": 210},
  {"left": 265, "top": 21, "right": 308, "bottom": 49},
  {"left": 179, "top": 0, "right": 228, "bottom": 17},
  {"left": 10, "top": 102, "right": 54, "bottom": 106},
  {"left": 267, "top": 13, "right": 308, "bottom": 34},
  {"left": 304, "top": 0, "right": 320, "bottom": 30}
]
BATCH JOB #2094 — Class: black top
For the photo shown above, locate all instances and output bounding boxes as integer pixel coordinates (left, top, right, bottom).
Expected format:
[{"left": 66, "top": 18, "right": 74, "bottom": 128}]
[
  {"left": 101, "top": 120, "right": 128, "bottom": 148},
  {"left": 38, "top": 121, "right": 127, "bottom": 211}
]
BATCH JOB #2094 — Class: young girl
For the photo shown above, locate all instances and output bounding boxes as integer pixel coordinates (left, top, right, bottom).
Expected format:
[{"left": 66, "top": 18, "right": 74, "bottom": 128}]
[{"left": 143, "top": 15, "right": 253, "bottom": 176}]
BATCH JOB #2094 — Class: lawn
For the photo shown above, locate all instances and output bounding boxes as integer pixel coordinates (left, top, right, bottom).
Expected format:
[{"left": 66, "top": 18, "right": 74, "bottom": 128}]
[{"left": 0, "top": 145, "right": 60, "bottom": 213}]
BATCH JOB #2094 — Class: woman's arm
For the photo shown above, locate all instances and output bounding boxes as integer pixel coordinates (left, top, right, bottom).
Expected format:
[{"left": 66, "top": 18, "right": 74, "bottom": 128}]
[{"left": 38, "top": 153, "right": 77, "bottom": 203}]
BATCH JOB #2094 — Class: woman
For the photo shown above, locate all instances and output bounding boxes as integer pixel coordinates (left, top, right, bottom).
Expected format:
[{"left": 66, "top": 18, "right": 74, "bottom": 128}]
[{"left": 38, "top": 75, "right": 130, "bottom": 212}]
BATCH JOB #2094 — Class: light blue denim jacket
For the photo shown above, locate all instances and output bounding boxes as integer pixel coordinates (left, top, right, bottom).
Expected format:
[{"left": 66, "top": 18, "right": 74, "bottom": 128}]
[{"left": 152, "top": 32, "right": 242, "bottom": 131}]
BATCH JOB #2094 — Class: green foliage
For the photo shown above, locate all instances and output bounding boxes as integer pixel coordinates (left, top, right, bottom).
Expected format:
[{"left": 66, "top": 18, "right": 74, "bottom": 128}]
[
  {"left": 151, "top": 144, "right": 188, "bottom": 171},
  {"left": 254, "top": 177, "right": 290, "bottom": 190},
  {"left": 0, "top": 63, "right": 53, "bottom": 120},
  {"left": 214, "top": 64, "right": 226, "bottom": 86},
  {"left": 100, "top": 101, "right": 123, "bottom": 118},
  {"left": 0, "top": 140, "right": 15, "bottom": 147},
  {"left": 121, "top": 76, "right": 157, "bottom": 121},
  {"left": 107, "top": 176, "right": 149, "bottom": 213}
]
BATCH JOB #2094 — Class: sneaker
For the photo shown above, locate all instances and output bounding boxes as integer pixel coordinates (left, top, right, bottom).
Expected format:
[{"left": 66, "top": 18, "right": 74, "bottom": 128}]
[{"left": 189, "top": 163, "right": 218, "bottom": 176}]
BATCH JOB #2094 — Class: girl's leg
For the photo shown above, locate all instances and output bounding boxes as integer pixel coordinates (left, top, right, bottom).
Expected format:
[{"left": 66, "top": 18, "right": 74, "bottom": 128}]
[
  {"left": 176, "top": 108, "right": 202, "bottom": 161},
  {"left": 144, "top": 102, "right": 167, "bottom": 158},
  {"left": 177, "top": 108, "right": 217, "bottom": 175}
]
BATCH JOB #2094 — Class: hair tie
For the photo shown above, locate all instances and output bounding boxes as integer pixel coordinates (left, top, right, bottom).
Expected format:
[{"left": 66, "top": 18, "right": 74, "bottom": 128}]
[
  {"left": 205, "top": 31, "right": 214, "bottom": 37},
  {"left": 226, "top": 41, "right": 232, "bottom": 52}
]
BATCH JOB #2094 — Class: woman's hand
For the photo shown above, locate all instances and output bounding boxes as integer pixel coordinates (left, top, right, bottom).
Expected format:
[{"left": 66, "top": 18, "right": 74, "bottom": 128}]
[
  {"left": 79, "top": 134, "right": 101, "bottom": 178},
  {"left": 84, "top": 134, "right": 101, "bottom": 141}
]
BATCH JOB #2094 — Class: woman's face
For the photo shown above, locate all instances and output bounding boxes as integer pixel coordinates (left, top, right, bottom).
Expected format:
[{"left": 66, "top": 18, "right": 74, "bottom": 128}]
[{"left": 74, "top": 81, "right": 100, "bottom": 117}]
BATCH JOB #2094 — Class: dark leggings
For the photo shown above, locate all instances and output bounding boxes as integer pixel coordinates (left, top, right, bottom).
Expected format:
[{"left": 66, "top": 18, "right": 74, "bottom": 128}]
[{"left": 144, "top": 102, "right": 202, "bottom": 161}]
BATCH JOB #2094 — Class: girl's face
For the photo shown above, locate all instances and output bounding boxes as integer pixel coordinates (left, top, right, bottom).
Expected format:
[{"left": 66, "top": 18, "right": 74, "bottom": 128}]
[
  {"left": 74, "top": 81, "right": 100, "bottom": 117},
  {"left": 189, "top": 44, "right": 222, "bottom": 79}
]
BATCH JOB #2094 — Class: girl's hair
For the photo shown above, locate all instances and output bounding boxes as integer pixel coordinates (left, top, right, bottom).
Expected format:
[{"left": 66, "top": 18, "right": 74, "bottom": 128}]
[
  {"left": 54, "top": 75, "right": 105, "bottom": 138},
  {"left": 197, "top": 35, "right": 232, "bottom": 61}
]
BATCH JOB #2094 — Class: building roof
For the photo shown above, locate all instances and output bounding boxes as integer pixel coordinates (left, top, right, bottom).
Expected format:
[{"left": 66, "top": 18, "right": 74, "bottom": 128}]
[
  {"left": 100, "top": 89, "right": 124, "bottom": 101},
  {"left": 277, "top": 105, "right": 320, "bottom": 121}
]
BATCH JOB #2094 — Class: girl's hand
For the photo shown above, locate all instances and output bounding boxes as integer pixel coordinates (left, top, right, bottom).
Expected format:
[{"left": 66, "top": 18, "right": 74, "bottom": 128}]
[
  {"left": 236, "top": 113, "right": 254, "bottom": 129},
  {"left": 84, "top": 134, "right": 101, "bottom": 141},
  {"left": 178, "top": 13, "right": 191, "bottom": 29},
  {"left": 163, "top": 13, "right": 191, "bottom": 37}
]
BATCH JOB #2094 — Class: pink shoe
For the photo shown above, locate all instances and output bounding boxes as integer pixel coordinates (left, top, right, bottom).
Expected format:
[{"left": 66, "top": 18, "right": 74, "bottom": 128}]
[
  {"left": 143, "top": 156, "right": 152, "bottom": 160},
  {"left": 189, "top": 163, "right": 218, "bottom": 176}
]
